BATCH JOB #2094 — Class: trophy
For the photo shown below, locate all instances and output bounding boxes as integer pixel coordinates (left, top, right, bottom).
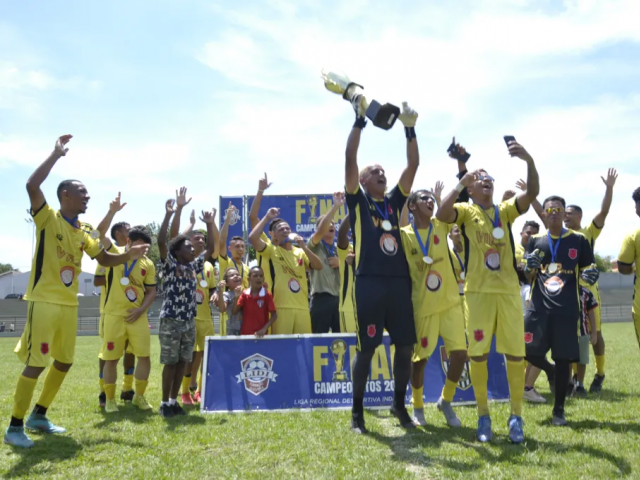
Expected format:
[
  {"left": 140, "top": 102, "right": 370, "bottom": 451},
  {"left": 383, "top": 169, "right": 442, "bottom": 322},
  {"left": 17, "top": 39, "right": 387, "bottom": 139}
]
[
  {"left": 322, "top": 70, "right": 400, "bottom": 130},
  {"left": 331, "top": 339, "right": 348, "bottom": 381},
  {"left": 308, "top": 196, "right": 318, "bottom": 223}
]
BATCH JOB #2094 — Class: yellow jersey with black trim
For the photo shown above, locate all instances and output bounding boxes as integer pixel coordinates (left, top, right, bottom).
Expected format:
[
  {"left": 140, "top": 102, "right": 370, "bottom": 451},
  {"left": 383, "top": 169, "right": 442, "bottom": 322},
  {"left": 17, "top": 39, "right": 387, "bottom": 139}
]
[
  {"left": 257, "top": 232, "right": 274, "bottom": 295},
  {"left": 578, "top": 221, "right": 603, "bottom": 293},
  {"left": 218, "top": 255, "right": 250, "bottom": 289},
  {"left": 617, "top": 228, "right": 640, "bottom": 316},
  {"left": 25, "top": 203, "right": 104, "bottom": 306},
  {"left": 259, "top": 243, "right": 310, "bottom": 310},
  {"left": 515, "top": 243, "right": 525, "bottom": 267},
  {"left": 95, "top": 244, "right": 123, "bottom": 313},
  {"left": 450, "top": 247, "right": 466, "bottom": 296},
  {"left": 103, "top": 255, "right": 156, "bottom": 316},
  {"left": 401, "top": 220, "right": 460, "bottom": 317},
  {"left": 196, "top": 260, "right": 216, "bottom": 321},
  {"left": 452, "top": 196, "right": 524, "bottom": 295},
  {"left": 337, "top": 245, "right": 354, "bottom": 314}
]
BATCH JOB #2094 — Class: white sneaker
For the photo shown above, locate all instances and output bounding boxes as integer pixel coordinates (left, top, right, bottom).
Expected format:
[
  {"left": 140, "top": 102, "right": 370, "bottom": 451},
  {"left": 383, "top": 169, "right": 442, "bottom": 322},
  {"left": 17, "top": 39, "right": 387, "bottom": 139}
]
[
  {"left": 523, "top": 387, "right": 547, "bottom": 403},
  {"left": 412, "top": 407, "right": 428, "bottom": 426}
]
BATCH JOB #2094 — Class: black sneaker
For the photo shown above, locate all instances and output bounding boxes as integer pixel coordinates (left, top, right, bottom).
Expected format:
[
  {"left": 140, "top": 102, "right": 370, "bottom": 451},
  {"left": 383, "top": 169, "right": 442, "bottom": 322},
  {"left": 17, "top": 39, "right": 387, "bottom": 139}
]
[
  {"left": 171, "top": 403, "right": 187, "bottom": 416},
  {"left": 589, "top": 374, "right": 605, "bottom": 393},
  {"left": 552, "top": 409, "right": 568, "bottom": 426},
  {"left": 390, "top": 405, "right": 417, "bottom": 429},
  {"left": 351, "top": 411, "right": 368, "bottom": 434},
  {"left": 120, "top": 390, "right": 135, "bottom": 402},
  {"left": 575, "top": 385, "right": 588, "bottom": 398},
  {"left": 159, "top": 404, "right": 174, "bottom": 418},
  {"left": 98, "top": 392, "right": 106, "bottom": 408}
]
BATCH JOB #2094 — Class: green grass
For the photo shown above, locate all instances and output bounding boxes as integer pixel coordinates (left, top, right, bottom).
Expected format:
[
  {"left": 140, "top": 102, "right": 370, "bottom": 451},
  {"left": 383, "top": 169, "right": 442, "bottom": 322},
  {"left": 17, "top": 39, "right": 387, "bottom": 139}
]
[{"left": 1, "top": 323, "right": 639, "bottom": 479}]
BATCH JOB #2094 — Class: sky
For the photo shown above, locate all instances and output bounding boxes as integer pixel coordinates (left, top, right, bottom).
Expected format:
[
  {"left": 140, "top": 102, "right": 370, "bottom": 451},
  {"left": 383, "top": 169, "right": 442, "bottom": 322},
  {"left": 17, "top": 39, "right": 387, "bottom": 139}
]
[{"left": 1, "top": 0, "right": 639, "bottom": 273}]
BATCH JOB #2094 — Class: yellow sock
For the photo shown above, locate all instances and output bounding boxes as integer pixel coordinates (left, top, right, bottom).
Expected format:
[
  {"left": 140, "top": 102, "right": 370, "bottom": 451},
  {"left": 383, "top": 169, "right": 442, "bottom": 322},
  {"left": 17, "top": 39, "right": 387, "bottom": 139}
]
[
  {"left": 12, "top": 375, "right": 38, "bottom": 420},
  {"left": 181, "top": 375, "right": 191, "bottom": 395},
  {"left": 197, "top": 372, "right": 202, "bottom": 393},
  {"left": 36, "top": 365, "right": 68, "bottom": 409},
  {"left": 135, "top": 379, "right": 148, "bottom": 396},
  {"left": 412, "top": 386, "right": 424, "bottom": 408},
  {"left": 122, "top": 374, "right": 134, "bottom": 392},
  {"left": 470, "top": 360, "right": 489, "bottom": 416},
  {"left": 105, "top": 383, "right": 116, "bottom": 400},
  {"left": 442, "top": 379, "right": 458, "bottom": 403},
  {"left": 571, "top": 363, "right": 578, "bottom": 376},
  {"left": 99, "top": 377, "right": 105, "bottom": 393},
  {"left": 595, "top": 355, "right": 605, "bottom": 376},
  {"left": 506, "top": 360, "right": 525, "bottom": 417}
]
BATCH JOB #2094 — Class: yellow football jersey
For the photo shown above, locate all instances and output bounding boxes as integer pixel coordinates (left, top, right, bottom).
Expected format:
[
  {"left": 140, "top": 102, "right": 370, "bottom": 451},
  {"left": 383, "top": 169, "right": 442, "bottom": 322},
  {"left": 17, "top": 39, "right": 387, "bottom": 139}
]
[
  {"left": 453, "top": 196, "right": 522, "bottom": 296},
  {"left": 337, "top": 245, "right": 354, "bottom": 314},
  {"left": 450, "top": 247, "right": 466, "bottom": 296},
  {"left": 257, "top": 232, "right": 274, "bottom": 295},
  {"left": 95, "top": 244, "right": 123, "bottom": 313},
  {"left": 25, "top": 203, "right": 103, "bottom": 306},
  {"left": 401, "top": 220, "right": 460, "bottom": 317},
  {"left": 578, "top": 222, "right": 602, "bottom": 294},
  {"left": 103, "top": 256, "right": 156, "bottom": 316},
  {"left": 259, "top": 243, "right": 310, "bottom": 310},
  {"left": 218, "top": 255, "right": 250, "bottom": 289},
  {"left": 515, "top": 243, "right": 525, "bottom": 266},
  {"left": 196, "top": 260, "right": 216, "bottom": 321},
  {"left": 617, "top": 229, "right": 640, "bottom": 316}
]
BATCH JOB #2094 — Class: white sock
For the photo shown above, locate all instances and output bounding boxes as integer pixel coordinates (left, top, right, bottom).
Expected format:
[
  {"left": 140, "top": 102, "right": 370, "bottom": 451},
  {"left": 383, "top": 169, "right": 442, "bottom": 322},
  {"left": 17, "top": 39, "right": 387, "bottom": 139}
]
[
  {"left": 161, "top": 401, "right": 169, "bottom": 407},
  {"left": 168, "top": 398, "right": 176, "bottom": 406}
]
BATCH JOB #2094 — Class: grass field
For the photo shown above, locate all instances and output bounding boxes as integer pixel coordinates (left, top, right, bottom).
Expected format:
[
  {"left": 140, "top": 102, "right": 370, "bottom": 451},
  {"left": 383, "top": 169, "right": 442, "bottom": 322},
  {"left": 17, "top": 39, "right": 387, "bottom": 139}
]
[{"left": 1, "top": 323, "right": 639, "bottom": 479}]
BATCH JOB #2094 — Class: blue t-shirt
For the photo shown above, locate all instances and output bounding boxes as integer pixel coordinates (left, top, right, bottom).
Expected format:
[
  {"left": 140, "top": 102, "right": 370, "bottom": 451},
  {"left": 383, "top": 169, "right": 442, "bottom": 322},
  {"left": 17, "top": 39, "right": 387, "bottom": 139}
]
[{"left": 159, "top": 253, "right": 205, "bottom": 322}]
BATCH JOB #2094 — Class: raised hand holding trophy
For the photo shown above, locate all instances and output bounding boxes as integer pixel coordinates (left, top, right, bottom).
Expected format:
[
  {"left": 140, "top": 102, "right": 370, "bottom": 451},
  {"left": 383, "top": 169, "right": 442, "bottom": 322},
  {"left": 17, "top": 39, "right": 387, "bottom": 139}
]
[{"left": 321, "top": 70, "right": 400, "bottom": 130}]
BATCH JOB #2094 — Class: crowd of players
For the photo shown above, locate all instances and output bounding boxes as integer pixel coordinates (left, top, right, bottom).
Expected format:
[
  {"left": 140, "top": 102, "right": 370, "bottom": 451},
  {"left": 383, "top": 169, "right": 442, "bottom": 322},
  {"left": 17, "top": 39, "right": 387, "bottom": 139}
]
[{"left": 4, "top": 94, "right": 640, "bottom": 449}]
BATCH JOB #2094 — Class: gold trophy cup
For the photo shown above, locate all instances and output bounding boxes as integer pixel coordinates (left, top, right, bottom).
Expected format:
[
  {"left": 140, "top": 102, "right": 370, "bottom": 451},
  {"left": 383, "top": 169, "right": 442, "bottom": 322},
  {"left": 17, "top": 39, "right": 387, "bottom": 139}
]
[
  {"left": 331, "top": 339, "right": 348, "bottom": 381},
  {"left": 308, "top": 196, "right": 318, "bottom": 224}
]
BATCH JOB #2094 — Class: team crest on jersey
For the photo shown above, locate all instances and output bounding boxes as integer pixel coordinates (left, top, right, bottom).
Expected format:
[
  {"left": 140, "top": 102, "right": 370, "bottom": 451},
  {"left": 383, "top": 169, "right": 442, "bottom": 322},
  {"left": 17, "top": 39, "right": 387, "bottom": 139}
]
[
  {"left": 426, "top": 271, "right": 443, "bottom": 292},
  {"left": 141, "top": 269, "right": 146, "bottom": 277},
  {"left": 236, "top": 354, "right": 278, "bottom": 396},
  {"left": 524, "top": 332, "right": 533, "bottom": 344},
  {"left": 125, "top": 286, "right": 138, "bottom": 303},
  {"left": 288, "top": 278, "right": 301, "bottom": 293},
  {"left": 298, "top": 258, "right": 303, "bottom": 266},
  {"left": 421, "top": 337, "right": 428, "bottom": 348},
  {"left": 60, "top": 266, "right": 75, "bottom": 287},
  {"left": 440, "top": 346, "right": 471, "bottom": 390},
  {"left": 107, "top": 342, "right": 115, "bottom": 351},
  {"left": 568, "top": 248, "right": 578, "bottom": 260},
  {"left": 434, "top": 235, "right": 440, "bottom": 245},
  {"left": 195, "top": 289, "right": 204, "bottom": 305},
  {"left": 484, "top": 249, "right": 500, "bottom": 271},
  {"left": 379, "top": 233, "right": 398, "bottom": 256},
  {"left": 544, "top": 276, "right": 564, "bottom": 296},
  {"left": 367, "top": 324, "right": 376, "bottom": 338},
  {"left": 56, "top": 234, "right": 63, "bottom": 241},
  {"left": 474, "top": 329, "right": 484, "bottom": 342},
  {"left": 41, "top": 342, "right": 49, "bottom": 354},
  {"left": 257, "top": 299, "right": 264, "bottom": 308},
  {"left": 224, "top": 208, "right": 241, "bottom": 227}
]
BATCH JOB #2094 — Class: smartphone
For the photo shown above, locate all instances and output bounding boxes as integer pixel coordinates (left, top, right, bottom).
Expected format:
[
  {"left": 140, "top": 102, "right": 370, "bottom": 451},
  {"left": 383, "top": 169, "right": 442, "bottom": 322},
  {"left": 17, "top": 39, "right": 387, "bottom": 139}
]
[
  {"left": 503, "top": 135, "right": 516, "bottom": 146},
  {"left": 447, "top": 140, "right": 471, "bottom": 163}
]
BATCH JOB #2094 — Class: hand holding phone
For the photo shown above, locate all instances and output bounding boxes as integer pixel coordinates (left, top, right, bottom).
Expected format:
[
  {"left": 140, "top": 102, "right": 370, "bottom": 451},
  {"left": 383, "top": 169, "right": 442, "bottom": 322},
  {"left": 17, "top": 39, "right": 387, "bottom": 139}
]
[
  {"left": 503, "top": 135, "right": 516, "bottom": 146},
  {"left": 447, "top": 136, "right": 471, "bottom": 163}
]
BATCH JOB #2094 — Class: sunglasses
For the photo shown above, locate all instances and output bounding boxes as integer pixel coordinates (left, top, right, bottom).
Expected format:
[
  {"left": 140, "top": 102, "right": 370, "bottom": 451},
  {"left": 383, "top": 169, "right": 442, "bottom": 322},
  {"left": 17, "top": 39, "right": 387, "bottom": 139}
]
[
  {"left": 545, "top": 207, "right": 564, "bottom": 214},
  {"left": 419, "top": 194, "right": 435, "bottom": 202},
  {"left": 477, "top": 174, "right": 495, "bottom": 182}
]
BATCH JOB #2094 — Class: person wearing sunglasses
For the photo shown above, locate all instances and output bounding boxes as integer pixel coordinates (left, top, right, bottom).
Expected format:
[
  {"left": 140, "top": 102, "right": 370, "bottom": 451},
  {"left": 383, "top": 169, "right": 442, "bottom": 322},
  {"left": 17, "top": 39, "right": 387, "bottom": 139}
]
[
  {"left": 436, "top": 139, "right": 539, "bottom": 444},
  {"left": 523, "top": 196, "right": 599, "bottom": 426}
]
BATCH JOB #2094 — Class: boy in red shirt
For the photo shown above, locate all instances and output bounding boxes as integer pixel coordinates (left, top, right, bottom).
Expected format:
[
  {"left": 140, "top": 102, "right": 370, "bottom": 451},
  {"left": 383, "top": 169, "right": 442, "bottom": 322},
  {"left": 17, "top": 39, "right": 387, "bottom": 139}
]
[{"left": 234, "top": 267, "right": 277, "bottom": 337}]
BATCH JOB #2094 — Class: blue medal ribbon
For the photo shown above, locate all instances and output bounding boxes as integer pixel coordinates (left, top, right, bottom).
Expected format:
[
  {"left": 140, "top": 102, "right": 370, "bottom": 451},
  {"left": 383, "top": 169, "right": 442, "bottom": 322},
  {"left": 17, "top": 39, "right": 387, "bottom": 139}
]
[
  {"left": 61, "top": 213, "right": 79, "bottom": 228},
  {"left": 547, "top": 228, "right": 566, "bottom": 264},
  {"left": 453, "top": 249, "right": 465, "bottom": 275},
  {"left": 367, "top": 195, "right": 390, "bottom": 223},
  {"left": 483, "top": 205, "right": 500, "bottom": 230},
  {"left": 413, "top": 222, "right": 433, "bottom": 258},
  {"left": 123, "top": 259, "right": 138, "bottom": 279},
  {"left": 321, "top": 240, "right": 336, "bottom": 257}
]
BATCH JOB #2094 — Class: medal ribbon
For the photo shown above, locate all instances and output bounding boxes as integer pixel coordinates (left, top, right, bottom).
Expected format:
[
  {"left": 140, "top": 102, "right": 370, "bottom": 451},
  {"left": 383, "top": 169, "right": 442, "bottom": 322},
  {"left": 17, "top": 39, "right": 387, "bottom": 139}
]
[
  {"left": 61, "top": 213, "right": 79, "bottom": 228},
  {"left": 367, "top": 195, "right": 390, "bottom": 223},
  {"left": 322, "top": 240, "right": 336, "bottom": 257},
  {"left": 231, "top": 258, "right": 244, "bottom": 282},
  {"left": 453, "top": 249, "right": 465, "bottom": 275},
  {"left": 123, "top": 259, "right": 138, "bottom": 280},
  {"left": 547, "top": 228, "right": 566, "bottom": 265},
  {"left": 482, "top": 205, "right": 500, "bottom": 230},
  {"left": 413, "top": 222, "right": 433, "bottom": 259}
]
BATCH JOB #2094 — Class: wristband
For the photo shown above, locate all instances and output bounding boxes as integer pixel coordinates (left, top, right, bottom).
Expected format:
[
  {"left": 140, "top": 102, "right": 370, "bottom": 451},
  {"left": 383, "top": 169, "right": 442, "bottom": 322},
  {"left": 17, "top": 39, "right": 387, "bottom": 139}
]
[
  {"left": 404, "top": 126, "right": 416, "bottom": 140},
  {"left": 455, "top": 182, "right": 465, "bottom": 193},
  {"left": 353, "top": 116, "right": 367, "bottom": 129}
]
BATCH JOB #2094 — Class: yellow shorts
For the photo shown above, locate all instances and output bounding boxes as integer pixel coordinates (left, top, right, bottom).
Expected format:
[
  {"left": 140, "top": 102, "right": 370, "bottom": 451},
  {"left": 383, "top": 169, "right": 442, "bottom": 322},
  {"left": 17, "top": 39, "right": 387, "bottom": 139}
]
[
  {"left": 465, "top": 292, "right": 524, "bottom": 357},
  {"left": 15, "top": 301, "right": 77, "bottom": 367},
  {"left": 413, "top": 304, "right": 467, "bottom": 362},
  {"left": 195, "top": 318, "right": 215, "bottom": 352},
  {"left": 272, "top": 308, "right": 311, "bottom": 335},
  {"left": 460, "top": 297, "right": 467, "bottom": 327},
  {"left": 99, "top": 313, "right": 105, "bottom": 338},
  {"left": 340, "top": 309, "right": 356, "bottom": 333},
  {"left": 100, "top": 314, "right": 150, "bottom": 361}
]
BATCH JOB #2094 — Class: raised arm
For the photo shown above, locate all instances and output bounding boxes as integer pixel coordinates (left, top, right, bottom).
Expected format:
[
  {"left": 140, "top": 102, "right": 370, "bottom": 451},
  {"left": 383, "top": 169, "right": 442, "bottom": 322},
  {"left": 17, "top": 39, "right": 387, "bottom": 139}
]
[
  {"left": 96, "top": 192, "right": 127, "bottom": 250},
  {"left": 26, "top": 135, "right": 72, "bottom": 211},
  {"left": 515, "top": 179, "right": 547, "bottom": 227},
  {"left": 345, "top": 127, "right": 362, "bottom": 194},
  {"left": 216, "top": 281, "right": 227, "bottom": 313},
  {"left": 249, "top": 173, "right": 272, "bottom": 230},
  {"left": 170, "top": 186, "right": 191, "bottom": 240},
  {"left": 182, "top": 209, "right": 196, "bottom": 236},
  {"left": 449, "top": 138, "right": 470, "bottom": 204},
  {"left": 95, "top": 243, "right": 149, "bottom": 267},
  {"left": 158, "top": 199, "right": 176, "bottom": 260},
  {"left": 200, "top": 209, "right": 218, "bottom": 261},
  {"left": 398, "top": 103, "right": 419, "bottom": 194},
  {"left": 249, "top": 208, "right": 279, "bottom": 252},
  {"left": 400, "top": 199, "right": 410, "bottom": 228},
  {"left": 293, "top": 235, "right": 323, "bottom": 271},
  {"left": 219, "top": 202, "right": 236, "bottom": 259},
  {"left": 508, "top": 142, "right": 539, "bottom": 212},
  {"left": 593, "top": 168, "right": 618, "bottom": 228},
  {"left": 337, "top": 216, "right": 351, "bottom": 250},
  {"left": 311, "top": 192, "right": 345, "bottom": 244},
  {"left": 437, "top": 171, "right": 478, "bottom": 223}
]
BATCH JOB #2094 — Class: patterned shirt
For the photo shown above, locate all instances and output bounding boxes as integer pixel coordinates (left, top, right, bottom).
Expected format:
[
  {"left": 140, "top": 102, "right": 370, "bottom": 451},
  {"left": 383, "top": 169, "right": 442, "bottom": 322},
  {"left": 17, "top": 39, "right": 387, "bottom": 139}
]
[{"left": 159, "top": 253, "right": 205, "bottom": 322}]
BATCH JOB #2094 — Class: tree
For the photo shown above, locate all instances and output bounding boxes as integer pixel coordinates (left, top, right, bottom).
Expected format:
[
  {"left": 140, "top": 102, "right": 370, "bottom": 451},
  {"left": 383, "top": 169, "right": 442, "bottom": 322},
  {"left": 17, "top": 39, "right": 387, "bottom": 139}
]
[
  {"left": 145, "top": 222, "right": 161, "bottom": 268},
  {"left": 595, "top": 253, "right": 612, "bottom": 272},
  {"left": 0, "top": 263, "right": 14, "bottom": 274}
]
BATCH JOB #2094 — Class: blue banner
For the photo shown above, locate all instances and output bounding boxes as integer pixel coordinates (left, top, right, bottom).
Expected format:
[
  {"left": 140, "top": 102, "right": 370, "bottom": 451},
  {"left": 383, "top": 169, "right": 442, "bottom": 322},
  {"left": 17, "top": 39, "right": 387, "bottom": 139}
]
[
  {"left": 201, "top": 334, "right": 509, "bottom": 413},
  {"left": 219, "top": 194, "right": 348, "bottom": 247}
]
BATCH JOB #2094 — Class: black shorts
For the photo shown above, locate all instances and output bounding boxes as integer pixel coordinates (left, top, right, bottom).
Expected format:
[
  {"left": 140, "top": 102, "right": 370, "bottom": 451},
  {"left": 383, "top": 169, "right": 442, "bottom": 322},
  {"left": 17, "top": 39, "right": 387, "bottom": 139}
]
[
  {"left": 354, "top": 275, "right": 415, "bottom": 352},
  {"left": 310, "top": 293, "right": 340, "bottom": 334},
  {"left": 524, "top": 310, "right": 579, "bottom": 361}
]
